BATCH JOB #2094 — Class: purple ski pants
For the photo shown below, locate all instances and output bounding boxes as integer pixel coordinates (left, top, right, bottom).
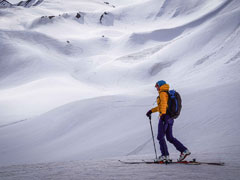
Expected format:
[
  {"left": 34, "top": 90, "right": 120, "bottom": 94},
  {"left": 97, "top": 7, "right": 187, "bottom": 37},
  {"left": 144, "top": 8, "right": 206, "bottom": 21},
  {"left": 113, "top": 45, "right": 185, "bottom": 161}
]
[{"left": 157, "top": 114, "right": 187, "bottom": 156}]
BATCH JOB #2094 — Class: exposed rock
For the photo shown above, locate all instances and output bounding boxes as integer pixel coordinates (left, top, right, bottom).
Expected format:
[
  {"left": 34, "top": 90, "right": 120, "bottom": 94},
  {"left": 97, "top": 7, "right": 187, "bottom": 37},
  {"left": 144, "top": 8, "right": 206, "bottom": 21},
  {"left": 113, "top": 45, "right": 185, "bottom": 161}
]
[
  {"left": 76, "top": 13, "right": 81, "bottom": 19},
  {"left": 104, "top": 1, "right": 115, "bottom": 8},
  {"left": 0, "top": 0, "right": 12, "bottom": 8},
  {"left": 17, "top": 0, "right": 43, "bottom": 8},
  {"left": 48, "top": 16, "right": 55, "bottom": 19},
  {"left": 100, "top": 12, "right": 114, "bottom": 26},
  {"left": 33, "top": 0, "right": 43, "bottom": 6},
  {"left": 17, "top": 0, "right": 37, "bottom": 7},
  {"left": 30, "top": 11, "right": 85, "bottom": 29},
  {"left": 100, "top": 12, "right": 108, "bottom": 24},
  {"left": 1, "top": 0, "right": 43, "bottom": 9},
  {"left": 74, "top": 12, "right": 84, "bottom": 24}
]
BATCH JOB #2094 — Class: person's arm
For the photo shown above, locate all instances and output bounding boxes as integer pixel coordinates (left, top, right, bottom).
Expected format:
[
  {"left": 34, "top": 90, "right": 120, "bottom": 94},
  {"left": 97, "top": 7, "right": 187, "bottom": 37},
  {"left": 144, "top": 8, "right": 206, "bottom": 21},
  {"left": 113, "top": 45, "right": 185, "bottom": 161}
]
[
  {"left": 146, "top": 97, "right": 160, "bottom": 119},
  {"left": 151, "top": 106, "right": 159, "bottom": 113}
]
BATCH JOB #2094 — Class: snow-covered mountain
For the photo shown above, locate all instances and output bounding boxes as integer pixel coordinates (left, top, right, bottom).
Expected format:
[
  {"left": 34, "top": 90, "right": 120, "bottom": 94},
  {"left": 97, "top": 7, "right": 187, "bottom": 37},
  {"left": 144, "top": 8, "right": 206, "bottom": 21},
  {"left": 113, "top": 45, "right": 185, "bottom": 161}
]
[
  {"left": 0, "top": 0, "right": 12, "bottom": 8},
  {"left": 0, "top": 1, "right": 240, "bottom": 177},
  {"left": 17, "top": 0, "right": 44, "bottom": 7},
  {"left": 0, "top": 0, "right": 43, "bottom": 8}
]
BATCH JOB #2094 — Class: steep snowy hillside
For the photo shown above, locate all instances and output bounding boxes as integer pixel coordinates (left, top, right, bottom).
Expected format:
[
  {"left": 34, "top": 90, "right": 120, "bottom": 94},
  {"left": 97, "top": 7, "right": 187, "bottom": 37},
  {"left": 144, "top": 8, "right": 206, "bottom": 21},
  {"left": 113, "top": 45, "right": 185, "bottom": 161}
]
[{"left": 0, "top": 1, "right": 240, "bottom": 177}]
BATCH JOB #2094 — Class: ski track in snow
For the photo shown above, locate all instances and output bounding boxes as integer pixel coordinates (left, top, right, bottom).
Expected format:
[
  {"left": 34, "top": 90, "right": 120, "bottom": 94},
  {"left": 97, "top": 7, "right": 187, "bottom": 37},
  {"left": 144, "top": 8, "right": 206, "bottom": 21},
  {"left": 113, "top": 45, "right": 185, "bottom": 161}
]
[{"left": 0, "top": 0, "right": 240, "bottom": 179}]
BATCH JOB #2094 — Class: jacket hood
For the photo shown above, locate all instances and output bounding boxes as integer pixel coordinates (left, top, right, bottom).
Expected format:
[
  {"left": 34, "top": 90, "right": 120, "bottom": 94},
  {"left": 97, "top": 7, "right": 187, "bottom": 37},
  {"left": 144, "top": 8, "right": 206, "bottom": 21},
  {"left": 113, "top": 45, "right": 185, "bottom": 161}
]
[{"left": 159, "top": 84, "right": 169, "bottom": 92}]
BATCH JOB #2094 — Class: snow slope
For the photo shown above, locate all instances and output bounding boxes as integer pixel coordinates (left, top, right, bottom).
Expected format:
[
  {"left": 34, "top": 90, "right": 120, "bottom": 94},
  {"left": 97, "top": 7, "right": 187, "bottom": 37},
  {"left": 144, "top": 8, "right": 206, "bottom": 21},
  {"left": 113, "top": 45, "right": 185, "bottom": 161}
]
[
  {"left": 0, "top": 0, "right": 240, "bottom": 177},
  {"left": 0, "top": 158, "right": 240, "bottom": 180},
  {"left": 1, "top": 82, "right": 240, "bottom": 166}
]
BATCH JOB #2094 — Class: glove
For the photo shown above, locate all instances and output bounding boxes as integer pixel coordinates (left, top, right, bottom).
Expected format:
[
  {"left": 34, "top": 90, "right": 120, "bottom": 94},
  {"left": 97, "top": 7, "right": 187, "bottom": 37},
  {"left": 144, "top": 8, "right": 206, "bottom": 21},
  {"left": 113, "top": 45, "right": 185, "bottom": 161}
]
[
  {"left": 146, "top": 110, "right": 152, "bottom": 120},
  {"left": 161, "top": 114, "right": 167, "bottom": 120}
]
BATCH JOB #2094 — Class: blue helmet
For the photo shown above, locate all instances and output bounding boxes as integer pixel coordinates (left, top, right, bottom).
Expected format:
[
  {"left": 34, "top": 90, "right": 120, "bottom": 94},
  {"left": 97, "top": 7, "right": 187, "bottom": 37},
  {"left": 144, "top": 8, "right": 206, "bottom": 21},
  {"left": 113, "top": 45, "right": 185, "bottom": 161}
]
[{"left": 155, "top": 80, "right": 166, "bottom": 87}]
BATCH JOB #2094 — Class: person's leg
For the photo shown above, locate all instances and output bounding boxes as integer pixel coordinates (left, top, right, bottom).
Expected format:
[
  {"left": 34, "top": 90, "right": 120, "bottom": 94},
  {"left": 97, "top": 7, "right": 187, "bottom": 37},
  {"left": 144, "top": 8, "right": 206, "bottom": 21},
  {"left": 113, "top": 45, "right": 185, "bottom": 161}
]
[
  {"left": 165, "top": 116, "right": 187, "bottom": 153},
  {"left": 157, "top": 117, "right": 169, "bottom": 156}
]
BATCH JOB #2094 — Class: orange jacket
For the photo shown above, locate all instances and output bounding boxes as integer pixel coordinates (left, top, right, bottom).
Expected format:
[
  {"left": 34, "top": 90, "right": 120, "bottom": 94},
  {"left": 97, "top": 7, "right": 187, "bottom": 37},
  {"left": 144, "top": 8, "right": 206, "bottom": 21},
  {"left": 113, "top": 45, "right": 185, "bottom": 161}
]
[{"left": 151, "top": 84, "right": 169, "bottom": 116}]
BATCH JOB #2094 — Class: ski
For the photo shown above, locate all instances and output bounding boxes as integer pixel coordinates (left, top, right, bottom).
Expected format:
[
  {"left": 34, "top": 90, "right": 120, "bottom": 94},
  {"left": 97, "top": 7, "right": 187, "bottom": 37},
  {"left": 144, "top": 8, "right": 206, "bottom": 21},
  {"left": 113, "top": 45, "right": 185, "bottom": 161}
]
[
  {"left": 119, "top": 160, "right": 200, "bottom": 165},
  {"left": 119, "top": 159, "right": 224, "bottom": 166},
  {"left": 193, "top": 161, "right": 224, "bottom": 166}
]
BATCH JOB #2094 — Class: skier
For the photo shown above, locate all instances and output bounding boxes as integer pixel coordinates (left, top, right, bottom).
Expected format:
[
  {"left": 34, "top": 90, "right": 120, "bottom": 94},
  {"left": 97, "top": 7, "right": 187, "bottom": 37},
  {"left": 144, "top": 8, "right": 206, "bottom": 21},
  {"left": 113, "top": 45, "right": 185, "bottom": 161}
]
[{"left": 146, "top": 80, "right": 191, "bottom": 162}]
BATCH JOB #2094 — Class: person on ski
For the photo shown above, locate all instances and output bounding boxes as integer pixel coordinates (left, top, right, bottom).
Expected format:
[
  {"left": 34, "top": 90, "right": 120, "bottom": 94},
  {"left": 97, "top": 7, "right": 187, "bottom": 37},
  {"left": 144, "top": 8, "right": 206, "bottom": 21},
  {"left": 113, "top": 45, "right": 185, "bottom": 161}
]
[{"left": 146, "top": 80, "right": 190, "bottom": 162}]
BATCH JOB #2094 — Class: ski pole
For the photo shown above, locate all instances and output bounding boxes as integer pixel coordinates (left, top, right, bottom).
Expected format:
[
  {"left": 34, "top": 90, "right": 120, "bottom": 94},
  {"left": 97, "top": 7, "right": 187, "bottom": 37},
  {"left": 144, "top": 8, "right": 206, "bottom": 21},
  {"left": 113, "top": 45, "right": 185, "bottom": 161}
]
[{"left": 149, "top": 118, "right": 158, "bottom": 160}]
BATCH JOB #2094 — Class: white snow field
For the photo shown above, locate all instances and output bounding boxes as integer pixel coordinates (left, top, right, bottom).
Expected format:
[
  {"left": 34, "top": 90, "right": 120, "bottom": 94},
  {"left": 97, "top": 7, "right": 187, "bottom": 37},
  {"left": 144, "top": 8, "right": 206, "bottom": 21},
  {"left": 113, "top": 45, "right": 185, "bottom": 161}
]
[{"left": 0, "top": 0, "right": 240, "bottom": 179}]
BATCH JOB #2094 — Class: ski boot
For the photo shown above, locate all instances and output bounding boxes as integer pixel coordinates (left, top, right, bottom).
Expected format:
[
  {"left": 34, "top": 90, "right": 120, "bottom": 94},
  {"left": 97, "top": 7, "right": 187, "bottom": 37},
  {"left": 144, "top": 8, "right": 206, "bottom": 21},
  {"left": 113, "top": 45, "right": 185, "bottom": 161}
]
[
  {"left": 156, "top": 155, "right": 172, "bottom": 163},
  {"left": 178, "top": 149, "right": 191, "bottom": 161}
]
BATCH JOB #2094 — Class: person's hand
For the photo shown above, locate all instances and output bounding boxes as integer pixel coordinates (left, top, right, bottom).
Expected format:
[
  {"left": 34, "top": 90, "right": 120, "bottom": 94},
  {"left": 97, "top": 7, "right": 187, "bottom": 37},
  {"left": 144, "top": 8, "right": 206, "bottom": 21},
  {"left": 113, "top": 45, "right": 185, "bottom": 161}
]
[
  {"left": 161, "top": 114, "right": 167, "bottom": 120},
  {"left": 146, "top": 110, "right": 152, "bottom": 120}
]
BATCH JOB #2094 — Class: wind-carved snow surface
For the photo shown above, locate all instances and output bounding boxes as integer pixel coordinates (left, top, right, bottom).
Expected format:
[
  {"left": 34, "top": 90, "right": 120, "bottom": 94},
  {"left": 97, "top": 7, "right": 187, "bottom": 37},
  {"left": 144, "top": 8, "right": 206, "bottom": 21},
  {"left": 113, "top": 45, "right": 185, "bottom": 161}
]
[{"left": 0, "top": 0, "right": 240, "bottom": 179}]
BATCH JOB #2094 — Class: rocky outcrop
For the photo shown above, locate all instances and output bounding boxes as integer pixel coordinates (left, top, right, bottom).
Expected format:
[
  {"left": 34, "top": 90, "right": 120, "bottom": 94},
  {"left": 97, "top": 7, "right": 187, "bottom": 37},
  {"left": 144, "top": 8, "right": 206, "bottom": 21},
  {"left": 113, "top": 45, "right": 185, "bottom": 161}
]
[
  {"left": 0, "top": 0, "right": 43, "bottom": 8},
  {"left": 17, "top": 0, "right": 44, "bottom": 7},
  {"left": 30, "top": 12, "right": 85, "bottom": 28},
  {"left": 0, "top": 0, "right": 12, "bottom": 8},
  {"left": 100, "top": 12, "right": 114, "bottom": 26},
  {"left": 104, "top": 1, "right": 115, "bottom": 8},
  {"left": 33, "top": 0, "right": 43, "bottom": 6}
]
